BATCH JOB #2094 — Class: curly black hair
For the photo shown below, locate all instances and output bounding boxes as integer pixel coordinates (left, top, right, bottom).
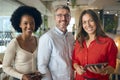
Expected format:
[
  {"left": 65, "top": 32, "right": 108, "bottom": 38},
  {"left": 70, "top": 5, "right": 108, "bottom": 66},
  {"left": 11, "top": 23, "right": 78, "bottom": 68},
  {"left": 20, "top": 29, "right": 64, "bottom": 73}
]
[{"left": 10, "top": 6, "right": 42, "bottom": 32}]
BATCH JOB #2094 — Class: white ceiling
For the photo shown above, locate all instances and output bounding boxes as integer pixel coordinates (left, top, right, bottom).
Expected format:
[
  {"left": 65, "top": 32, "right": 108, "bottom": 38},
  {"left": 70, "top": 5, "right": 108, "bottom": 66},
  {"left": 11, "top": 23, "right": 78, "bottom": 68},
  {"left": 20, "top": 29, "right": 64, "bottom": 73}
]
[
  {"left": 17, "top": 0, "right": 120, "bottom": 15},
  {"left": 41, "top": 0, "right": 120, "bottom": 9}
]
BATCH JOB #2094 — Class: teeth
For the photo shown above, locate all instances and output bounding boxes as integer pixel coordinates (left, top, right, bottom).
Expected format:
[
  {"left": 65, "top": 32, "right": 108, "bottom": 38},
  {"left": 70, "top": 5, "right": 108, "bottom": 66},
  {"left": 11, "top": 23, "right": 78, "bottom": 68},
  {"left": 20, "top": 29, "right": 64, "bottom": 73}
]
[
  {"left": 27, "top": 30, "right": 32, "bottom": 32},
  {"left": 87, "top": 28, "right": 92, "bottom": 31}
]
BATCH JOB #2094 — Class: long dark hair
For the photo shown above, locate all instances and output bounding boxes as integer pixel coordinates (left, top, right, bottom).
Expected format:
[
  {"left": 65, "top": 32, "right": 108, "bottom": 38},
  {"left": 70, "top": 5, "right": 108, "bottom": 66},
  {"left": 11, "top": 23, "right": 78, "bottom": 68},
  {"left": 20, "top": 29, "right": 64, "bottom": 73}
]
[{"left": 76, "top": 9, "right": 107, "bottom": 47}]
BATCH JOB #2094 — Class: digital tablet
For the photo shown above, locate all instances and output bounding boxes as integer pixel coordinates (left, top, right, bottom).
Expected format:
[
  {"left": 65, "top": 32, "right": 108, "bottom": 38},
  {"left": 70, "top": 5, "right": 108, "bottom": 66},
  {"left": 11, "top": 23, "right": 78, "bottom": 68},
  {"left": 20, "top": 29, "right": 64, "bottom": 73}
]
[{"left": 84, "top": 63, "right": 108, "bottom": 70}]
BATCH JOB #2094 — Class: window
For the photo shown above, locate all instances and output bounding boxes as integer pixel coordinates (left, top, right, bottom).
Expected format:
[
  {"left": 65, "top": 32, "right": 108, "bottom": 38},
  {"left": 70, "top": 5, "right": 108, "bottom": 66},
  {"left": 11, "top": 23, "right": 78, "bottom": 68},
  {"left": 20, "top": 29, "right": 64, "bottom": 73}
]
[
  {"left": 67, "top": 17, "right": 75, "bottom": 32},
  {"left": 0, "top": 16, "right": 13, "bottom": 53}
]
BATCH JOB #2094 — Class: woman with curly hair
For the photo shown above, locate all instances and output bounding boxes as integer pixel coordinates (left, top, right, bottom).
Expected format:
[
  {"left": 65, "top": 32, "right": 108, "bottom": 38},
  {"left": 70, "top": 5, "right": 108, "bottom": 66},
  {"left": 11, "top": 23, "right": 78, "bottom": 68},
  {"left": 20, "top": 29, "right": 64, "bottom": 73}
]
[{"left": 2, "top": 6, "right": 42, "bottom": 80}]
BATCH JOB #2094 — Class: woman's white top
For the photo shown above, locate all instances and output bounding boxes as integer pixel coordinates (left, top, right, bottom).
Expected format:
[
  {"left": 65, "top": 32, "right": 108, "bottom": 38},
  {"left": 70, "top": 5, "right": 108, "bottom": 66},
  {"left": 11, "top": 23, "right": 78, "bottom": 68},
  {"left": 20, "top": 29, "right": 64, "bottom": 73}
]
[{"left": 2, "top": 38, "right": 38, "bottom": 80}]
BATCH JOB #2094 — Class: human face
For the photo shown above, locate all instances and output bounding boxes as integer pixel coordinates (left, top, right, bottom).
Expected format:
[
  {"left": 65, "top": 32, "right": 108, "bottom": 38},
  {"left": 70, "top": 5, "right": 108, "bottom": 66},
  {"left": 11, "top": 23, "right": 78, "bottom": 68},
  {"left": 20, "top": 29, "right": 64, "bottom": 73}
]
[
  {"left": 82, "top": 13, "right": 96, "bottom": 35},
  {"left": 20, "top": 15, "right": 35, "bottom": 36},
  {"left": 55, "top": 8, "right": 71, "bottom": 33}
]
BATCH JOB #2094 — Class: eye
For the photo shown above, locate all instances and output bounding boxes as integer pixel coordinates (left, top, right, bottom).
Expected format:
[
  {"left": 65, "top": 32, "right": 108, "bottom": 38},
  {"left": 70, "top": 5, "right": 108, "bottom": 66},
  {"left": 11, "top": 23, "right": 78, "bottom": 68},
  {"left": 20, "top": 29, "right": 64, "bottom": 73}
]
[
  {"left": 24, "top": 22, "right": 28, "bottom": 25},
  {"left": 30, "top": 23, "right": 34, "bottom": 26},
  {"left": 89, "top": 19, "right": 94, "bottom": 22},
  {"left": 82, "top": 21, "right": 87, "bottom": 25},
  {"left": 56, "top": 14, "right": 62, "bottom": 17},
  {"left": 64, "top": 14, "right": 70, "bottom": 18},
  {"left": 56, "top": 14, "right": 70, "bottom": 18}
]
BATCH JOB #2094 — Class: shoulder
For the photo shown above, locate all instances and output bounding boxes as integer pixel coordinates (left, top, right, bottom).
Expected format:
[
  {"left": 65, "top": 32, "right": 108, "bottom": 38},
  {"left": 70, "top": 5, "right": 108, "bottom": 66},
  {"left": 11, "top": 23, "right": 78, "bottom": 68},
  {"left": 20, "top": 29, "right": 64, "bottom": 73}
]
[
  {"left": 5, "top": 38, "right": 18, "bottom": 52},
  {"left": 67, "top": 32, "right": 74, "bottom": 37},
  {"left": 40, "top": 28, "right": 55, "bottom": 39},
  {"left": 40, "top": 31, "right": 51, "bottom": 39},
  {"left": 98, "top": 36, "right": 114, "bottom": 43},
  {"left": 67, "top": 32, "right": 75, "bottom": 44},
  {"left": 33, "top": 36, "right": 39, "bottom": 44},
  {"left": 8, "top": 38, "right": 18, "bottom": 46},
  {"left": 39, "top": 31, "right": 53, "bottom": 45},
  {"left": 74, "top": 40, "right": 81, "bottom": 48},
  {"left": 67, "top": 32, "right": 74, "bottom": 39}
]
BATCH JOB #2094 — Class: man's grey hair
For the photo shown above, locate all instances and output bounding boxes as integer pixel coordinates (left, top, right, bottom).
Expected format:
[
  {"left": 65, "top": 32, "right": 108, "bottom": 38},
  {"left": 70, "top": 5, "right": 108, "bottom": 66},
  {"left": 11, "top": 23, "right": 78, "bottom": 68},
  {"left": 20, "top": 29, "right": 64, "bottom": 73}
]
[{"left": 54, "top": 5, "right": 70, "bottom": 12}]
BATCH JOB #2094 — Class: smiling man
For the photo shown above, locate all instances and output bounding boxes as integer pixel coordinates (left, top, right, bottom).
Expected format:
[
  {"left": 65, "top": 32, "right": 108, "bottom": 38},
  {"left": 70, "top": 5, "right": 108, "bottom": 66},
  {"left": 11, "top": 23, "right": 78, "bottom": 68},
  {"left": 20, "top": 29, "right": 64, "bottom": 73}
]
[{"left": 37, "top": 5, "right": 75, "bottom": 80}]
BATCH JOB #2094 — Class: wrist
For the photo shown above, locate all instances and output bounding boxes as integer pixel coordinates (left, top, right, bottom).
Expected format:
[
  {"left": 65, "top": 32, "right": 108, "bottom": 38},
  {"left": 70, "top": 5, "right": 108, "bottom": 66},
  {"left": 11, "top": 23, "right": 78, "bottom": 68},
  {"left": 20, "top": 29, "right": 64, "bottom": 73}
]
[
  {"left": 74, "top": 63, "right": 79, "bottom": 70},
  {"left": 105, "top": 70, "right": 108, "bottom": 74}
]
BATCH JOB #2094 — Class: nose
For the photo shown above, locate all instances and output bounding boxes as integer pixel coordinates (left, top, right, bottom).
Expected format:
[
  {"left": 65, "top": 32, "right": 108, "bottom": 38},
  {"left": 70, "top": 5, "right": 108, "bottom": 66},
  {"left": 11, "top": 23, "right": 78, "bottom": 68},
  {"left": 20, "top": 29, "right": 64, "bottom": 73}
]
[
  {"left": 61, "top": 15, "right": 67, "bottom": 20},
  {"left": 27, "top": 23, "right": 34, "bottom": 30},
  {"left": 27, "top": 23, "right": 31, "bottom": 28},
  {"left": 85, "top": 21, "right": 90, "bottom": 26}
]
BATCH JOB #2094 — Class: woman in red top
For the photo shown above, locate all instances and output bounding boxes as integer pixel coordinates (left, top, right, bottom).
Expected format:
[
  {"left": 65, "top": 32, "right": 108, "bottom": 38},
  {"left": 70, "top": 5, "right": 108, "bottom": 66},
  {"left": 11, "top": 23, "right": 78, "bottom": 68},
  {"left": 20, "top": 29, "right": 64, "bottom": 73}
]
[{"left": 72, "top": 9, "right": 118, "bottom": 80}]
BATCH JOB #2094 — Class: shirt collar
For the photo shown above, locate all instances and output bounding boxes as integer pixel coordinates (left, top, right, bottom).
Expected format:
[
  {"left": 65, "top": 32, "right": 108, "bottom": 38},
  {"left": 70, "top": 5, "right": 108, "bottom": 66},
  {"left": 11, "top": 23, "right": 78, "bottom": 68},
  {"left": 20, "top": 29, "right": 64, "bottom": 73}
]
[{"left": 54, "top": 27, "right": 68, "bottom": 37}]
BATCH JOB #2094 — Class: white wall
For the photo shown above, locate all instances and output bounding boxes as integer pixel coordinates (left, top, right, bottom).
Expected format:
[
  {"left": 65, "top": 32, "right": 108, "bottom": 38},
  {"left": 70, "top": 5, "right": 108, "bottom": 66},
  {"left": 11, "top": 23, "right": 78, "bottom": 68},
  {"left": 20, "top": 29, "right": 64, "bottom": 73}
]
[{"left": 0, "top": 0, "right": 22, "bottom": 16}]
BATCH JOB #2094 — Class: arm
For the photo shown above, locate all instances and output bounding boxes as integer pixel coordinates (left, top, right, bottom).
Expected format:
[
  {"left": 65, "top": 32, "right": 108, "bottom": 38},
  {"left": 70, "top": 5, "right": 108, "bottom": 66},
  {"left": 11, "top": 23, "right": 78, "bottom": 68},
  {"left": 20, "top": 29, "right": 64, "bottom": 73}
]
[
  {"left": 37, "top": 34, "right": 52, "bottom": 80},
  {"left": 72, "top": 41, "right": 85, "bottom": 75},
  {"left": 73, "top": 63, "right": 85, "bottom": 75},
  {"left": 106, "top": 38, "right": 118, "bottom": 74},
  {"left": 2, "top": 39, "right": 23, "bottom": 79},
  {"left": 114, "top": 59, "right": 120, "bottom": 75}
]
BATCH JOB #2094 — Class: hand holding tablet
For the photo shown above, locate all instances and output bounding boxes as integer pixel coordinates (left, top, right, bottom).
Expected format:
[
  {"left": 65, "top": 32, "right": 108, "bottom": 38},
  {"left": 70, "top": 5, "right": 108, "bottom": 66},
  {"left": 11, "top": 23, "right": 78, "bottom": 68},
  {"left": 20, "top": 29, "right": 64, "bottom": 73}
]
[{"left": 84, "top": 63, "right": 108, "bottom": 70}]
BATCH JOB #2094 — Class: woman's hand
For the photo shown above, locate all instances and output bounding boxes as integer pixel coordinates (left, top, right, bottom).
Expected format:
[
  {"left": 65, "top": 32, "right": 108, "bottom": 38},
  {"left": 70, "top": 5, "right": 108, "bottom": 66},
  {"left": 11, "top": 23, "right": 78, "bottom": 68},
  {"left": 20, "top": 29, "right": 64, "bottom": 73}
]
[
  {"left": 74, "top": 63, "right": 86, "bottom": 75},
  {"left": 22, "top": 74, "right": 31, "bottom": 80},
  {"left": 34, "top": 72, "right": 43, "bottom": 79},
  {"left": 87, "top": 65, "right": 105, "bottom": 74},
  {"left": 22, "top": 72, "right": 45, "bottom": 80},
  {"left": 76, "top": 66, "right": 86, "bottom": 75}
]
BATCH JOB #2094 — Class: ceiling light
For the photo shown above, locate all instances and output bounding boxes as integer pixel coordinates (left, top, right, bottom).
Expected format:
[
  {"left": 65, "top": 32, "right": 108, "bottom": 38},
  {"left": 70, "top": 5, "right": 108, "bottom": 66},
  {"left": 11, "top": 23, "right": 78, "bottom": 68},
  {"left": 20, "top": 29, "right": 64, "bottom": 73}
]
[
  {"left": 67, "top": 0, "right": 70, "bottom": 5},
  {"left": 115, "top": 13, "right": 118, "bottom": 16},
  {"left": 106, "top": 11, "right": 110, "bottom": 14}
]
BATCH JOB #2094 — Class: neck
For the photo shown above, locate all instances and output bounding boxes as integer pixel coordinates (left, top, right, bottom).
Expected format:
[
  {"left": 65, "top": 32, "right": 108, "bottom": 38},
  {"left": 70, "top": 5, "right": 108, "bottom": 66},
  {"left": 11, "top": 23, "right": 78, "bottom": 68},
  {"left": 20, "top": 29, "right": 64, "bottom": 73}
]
[
  {"left": 88, "top": 34, "right": 96, "bottom": 41},
  {"left": 21, "top": 34, "right": 33, "bottom": 41}
]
